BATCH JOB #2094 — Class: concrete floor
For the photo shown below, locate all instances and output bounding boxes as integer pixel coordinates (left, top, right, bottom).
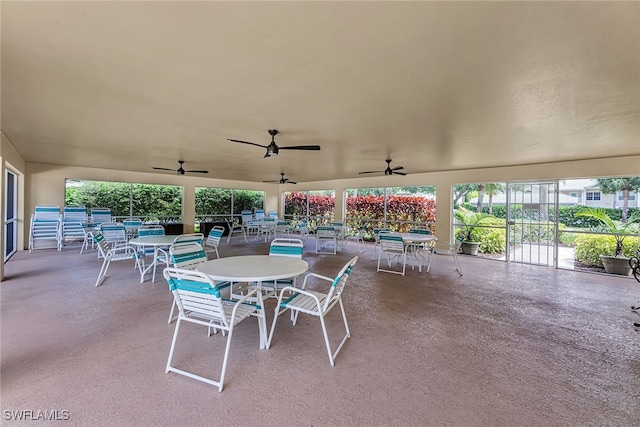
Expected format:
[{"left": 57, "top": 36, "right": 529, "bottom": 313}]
[{"left": 1, "top": 237, "right": 639, "bottom": 426}]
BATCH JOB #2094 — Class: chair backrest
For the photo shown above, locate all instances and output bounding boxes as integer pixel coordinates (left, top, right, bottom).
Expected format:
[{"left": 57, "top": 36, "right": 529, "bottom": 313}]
[
  {"left": 268, "top": 211, "right": 278, "bottom": 219},
  {"left": 269, "top": 238, "right": 304, "bottom": 258},
  {"left": 170, "top": 242, "right": 208, "bottom": 270},
  {"left": 323, "top": 256, "right": 358, "bottom": 311},
  {"left": 138, "top": 224, "right": 165, "bottom": 236},
  {"left": 163, "top": 268, "right": 229, "bottom": 327},
  {"left": 63, "top": 206, "right": 87, "bottom": 222},
  {"left": 379, "top": 233, "right": 404, "bottom": 252},
  {"left": 206, "top": 226, "right": 225, "bottom": 247},
  {"left": 90, "top": 208, "right": 112, "bottom": 225},
  {"left": 298, "top": 222, "right": 310, "bottom": 235},
  {"left": 92, "top": 232, "right": 110, "bottom": 257},
  {"left": 173, "top": 233, "right": 204, "bottom": 247},
  {"left": 241, "top": 210, "right": 254, "bottom": 224},
  {"left": 254, "top": 209, "right": 265, "bottom": 220},
  {"left": 100, "top": 223, "right": 127, "bottom": 244},
  {"left": 373, "top": 228, "right": 391, "bottom": 241},
  {"left": 330, "top": 221, "right": 343, "bottom": 226},
  {"left": 34, "top": 205, "right": 61, "bottom": 221},
  {"left": 316, "top": 226, "right": 336, "bottom": 239},
  {"left": 409, "top": 228, "right": 431, "bottom": 235},
  {"left": 123, "top": 218, "right": 143, "bottom": 230}
]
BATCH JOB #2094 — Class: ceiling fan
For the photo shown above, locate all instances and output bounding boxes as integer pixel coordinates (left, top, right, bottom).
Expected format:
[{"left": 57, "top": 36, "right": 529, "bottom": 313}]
[
  {"left": 228, "top": 129, "right": 321, "bottom": 158},
  {"left": 152, "top": 160, "right": 209, "bottom": 175},
  {"left": 263, "top": 172, "right": 297, "bottom": 184},
  {"left": 359, "top": 158, "right": 407, "bottom": 176}
]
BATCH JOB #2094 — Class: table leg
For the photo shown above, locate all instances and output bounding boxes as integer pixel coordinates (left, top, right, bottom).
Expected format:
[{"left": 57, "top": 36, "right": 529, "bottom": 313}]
[
  {"left": 255, "top": 280, "right": 268, "bottom": 349},
  {"left": 139, "top": 246, "right": 157, "bottom": 283}
]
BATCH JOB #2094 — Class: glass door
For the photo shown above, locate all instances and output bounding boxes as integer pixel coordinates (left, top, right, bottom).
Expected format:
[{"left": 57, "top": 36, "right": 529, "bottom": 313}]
[{"left": 4, "top": 169, "right": 17, "bottom": 261}]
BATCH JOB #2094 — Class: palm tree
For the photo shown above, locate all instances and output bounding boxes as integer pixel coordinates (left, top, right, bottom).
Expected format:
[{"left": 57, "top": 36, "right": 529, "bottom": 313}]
[
  {"left": 484, "top": 183, "right": 505, "bottom": 214},
  {"left": 454, "top": 207, "right": 493, "bottom": 242},
  {"left": 575, "top": 207, "right": 640, "bottom": 257},
  {"left": 597, "top": 177, "right": 640, "bottom": 222}
]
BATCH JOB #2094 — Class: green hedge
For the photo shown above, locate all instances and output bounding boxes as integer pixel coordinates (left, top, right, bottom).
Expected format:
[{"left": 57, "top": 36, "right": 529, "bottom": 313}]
[
  {"left": 574, "top": 234, "right": 639, "bottom": 267},
  {"left": 463, "top": 203, "right": 640, "bottom": 228}
]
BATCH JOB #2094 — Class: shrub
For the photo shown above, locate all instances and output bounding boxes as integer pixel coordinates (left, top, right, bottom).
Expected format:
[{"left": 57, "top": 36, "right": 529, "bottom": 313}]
[{"left": 574, "top": 234, "right": 640, "bottom": 267}]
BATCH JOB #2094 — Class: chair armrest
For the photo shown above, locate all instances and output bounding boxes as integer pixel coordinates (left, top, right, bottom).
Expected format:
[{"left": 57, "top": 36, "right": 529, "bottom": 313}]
[
  {"left": 277, "top": 286, "right": 323, "bottom": 309},
  {"left": 231, "top": 288, "right": 262, "bottom": 318},
  {"left": 301, "top": 272, "right": 333, "bottom": 289},
  {"left": 106, "top": 244, "right": 138, "bottom": 255}
]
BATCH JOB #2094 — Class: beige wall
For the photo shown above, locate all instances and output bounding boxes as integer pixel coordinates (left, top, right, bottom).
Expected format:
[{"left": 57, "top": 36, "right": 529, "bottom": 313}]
[{"left": 18, "top": 154, "right": 640, "bottom": 251}]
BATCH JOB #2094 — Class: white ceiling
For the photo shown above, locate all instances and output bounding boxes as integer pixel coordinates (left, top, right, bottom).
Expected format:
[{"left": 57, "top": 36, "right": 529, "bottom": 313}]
[{"left": 2, "top": 1, "right": 639, "bottom": 184}]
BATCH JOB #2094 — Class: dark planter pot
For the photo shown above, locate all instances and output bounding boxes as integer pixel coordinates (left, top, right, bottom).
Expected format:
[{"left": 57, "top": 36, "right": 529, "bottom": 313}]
[
  {"left": 599, "top": 255, "right": 632, "bottom": 276},
  {"left": 460, "top": 241, "right": 480, "bottom": 256}
]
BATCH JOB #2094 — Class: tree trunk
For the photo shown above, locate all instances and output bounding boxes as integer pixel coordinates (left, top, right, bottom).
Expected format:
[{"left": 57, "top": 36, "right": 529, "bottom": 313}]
[{"left": 476, "top": 184, "right": 485, "bottom": 213}]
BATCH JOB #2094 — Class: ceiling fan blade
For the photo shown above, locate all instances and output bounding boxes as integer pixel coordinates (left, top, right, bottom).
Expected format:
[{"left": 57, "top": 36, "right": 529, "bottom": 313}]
[
  {"left": 391, "top": 166, "right": 405, "bottom": 171},
  {"left": 152, "top": 167, "right": 175, "bottom": 171},
  {"left": 185, "top": 170, "right": 209, "bottom": 174},
  {"left": 262, "top": 180, "right": 279, "bottom": 183},
  {"left": 393, "top": 171, "right": 407, "bottom": 176},
  {"left": 278, "top": 145, "right": 321, "bottom": 151},
  {"left": 358, "top": 170, "right": 384, "bottom": 174},
  {"left": 288, "top": 181, "right": 297, "bottom": 184},
  {"left": 228, "top": 139, "right": 268, "bottom": 149}
]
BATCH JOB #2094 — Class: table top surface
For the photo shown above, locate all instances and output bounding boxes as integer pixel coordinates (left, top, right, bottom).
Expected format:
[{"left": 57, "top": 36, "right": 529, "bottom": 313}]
[
  {"left": 129, "top": 235, "right": 176, "bottom": 246},
  {"left": 398, "top": 233, "right": 438, "bottom": 242},
  {"left": 196, "top": 255, "right": 309, "bottom": 282}
]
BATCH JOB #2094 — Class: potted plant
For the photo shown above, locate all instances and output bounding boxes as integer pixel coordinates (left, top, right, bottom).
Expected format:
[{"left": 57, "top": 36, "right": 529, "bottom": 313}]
[
  {"left": 454, "top": 207, "right": 493, "bottom": 255},
  {"left": 575, "top": 208, "right": 640, "bottom": 275}
]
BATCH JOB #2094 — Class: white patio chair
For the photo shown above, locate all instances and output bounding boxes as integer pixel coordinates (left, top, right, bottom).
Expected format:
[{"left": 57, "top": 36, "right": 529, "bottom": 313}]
[
  {"left": 262, "top": 238, "right": 304, "bottom": 297},
  {"left": 315, "top": 226, "right": 337, "bottom": 254},
  {"left": 431, "top": 237, "right": 464, "bottom": 276},
  {"left": 294, "top": 221, "right": 311, "bottom": 241},
  {"left": 80, "top": 221, "right": 96, "bottom": 254},
  {"left": 371, "top": 228, "right": 391, "bottom": 260},
  {"left": 377, "top": 233, "right": 407, "bottom": 276},
  {"left": 137, "top": 224, "right": 169, "bottom": 282},
  {"left": 267, "top": 256, "right": 358, "bottom": 367},
  {"left": 123, "top": 218, "right": 143, "bottom": 240},
  {"left": 167, "top": 242, "right": 231, "bottom": 323},
  {"left": 163, "top": 267, "right": 265, "bottom": 392},
  {"left": 90, "top": 208, "right": 112, "bottom": 226},
  {"left": 275, "top": 220, "right": 291, "bottom": 238},
  {"left": 28, "top": 205, "right": 61, "bottom": 252},
  {"left": 343, "top": 226, "right": 366, "bottom": 253},
  {"left": 173, "top": 232, "right": 205, "bottom": 248},
  {"left": 254, "top": 209, "right": 265, "bottom": 220},
  {"left": 225, "top": 217, "right": 247, "bottom": 244},
  {"left": 99, "top": 223, "right": 128, "bottom": 250},
  {"left": 61, "top": 206, "right": 87, "bottom": 249},
  {"left": 204, "top": 226, "right": 224, "bottom": 259},
  {"left": 406, "top": 228, "right": 434, "bottom": 271},
  {"left": 93, "top": 231, "right": 143, "bottom": 287}
]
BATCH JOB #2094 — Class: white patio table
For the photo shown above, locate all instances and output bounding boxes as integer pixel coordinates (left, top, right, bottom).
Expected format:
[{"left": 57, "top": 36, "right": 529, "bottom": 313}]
[
  {"left": 129, "top": 235, "right": 176, "bottom": 282},
  {"left": 197, "top": 255, "right": 309, "bottom": 349},
  {"left": 399, "top": 233, "right": 438, "bottom": 273}
]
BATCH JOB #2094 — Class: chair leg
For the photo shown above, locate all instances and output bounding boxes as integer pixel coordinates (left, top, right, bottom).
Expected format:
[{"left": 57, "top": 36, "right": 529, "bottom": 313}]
[
  {"left": 168, "top": 299, "right": 177, "bottom": 324},
  {"left": 453, "top": 254, "right": 463, "bottom": 276},
  {"left": 217, "top": 326, "right": 235, "bottom": 392},
  {"left": 165, "top": 317, "right": 182, "bottom": 374},
  {"left": 95, "top": 258, "right": 110, "bottom": 286}
]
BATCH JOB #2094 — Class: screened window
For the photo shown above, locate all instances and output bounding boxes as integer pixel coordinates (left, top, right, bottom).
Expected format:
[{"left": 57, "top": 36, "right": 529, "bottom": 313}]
[
  {"left": 195, "top": 187, "right": 264, "bottom": 221},
  {"left": 65, "top": 179, "right": 182, "bottom": 222}
]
